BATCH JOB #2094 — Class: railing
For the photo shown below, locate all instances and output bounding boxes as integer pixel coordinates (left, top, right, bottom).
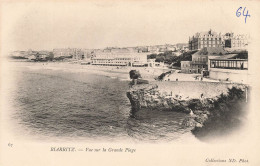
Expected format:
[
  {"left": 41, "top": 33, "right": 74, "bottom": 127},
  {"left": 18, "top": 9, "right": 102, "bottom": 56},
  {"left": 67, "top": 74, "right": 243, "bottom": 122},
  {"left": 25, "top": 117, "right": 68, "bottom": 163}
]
[{"left": 209, "top": 59, "right": 248, "bottom": 70}]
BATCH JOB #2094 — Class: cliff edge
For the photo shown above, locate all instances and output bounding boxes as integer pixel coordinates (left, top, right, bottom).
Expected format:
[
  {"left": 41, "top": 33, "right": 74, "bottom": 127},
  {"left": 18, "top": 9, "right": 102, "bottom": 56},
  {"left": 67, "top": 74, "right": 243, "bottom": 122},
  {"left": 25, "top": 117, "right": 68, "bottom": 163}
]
[{"left": 126, "top": 82, "right": 249, "bottom": 139}]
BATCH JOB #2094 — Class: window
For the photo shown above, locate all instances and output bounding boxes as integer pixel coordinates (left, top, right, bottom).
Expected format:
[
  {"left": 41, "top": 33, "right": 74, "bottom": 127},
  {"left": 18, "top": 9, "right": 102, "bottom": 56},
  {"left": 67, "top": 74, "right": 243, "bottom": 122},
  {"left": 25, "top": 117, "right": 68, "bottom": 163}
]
[{"left": 210, "top": 60, "right": 248, "bottom": 70}]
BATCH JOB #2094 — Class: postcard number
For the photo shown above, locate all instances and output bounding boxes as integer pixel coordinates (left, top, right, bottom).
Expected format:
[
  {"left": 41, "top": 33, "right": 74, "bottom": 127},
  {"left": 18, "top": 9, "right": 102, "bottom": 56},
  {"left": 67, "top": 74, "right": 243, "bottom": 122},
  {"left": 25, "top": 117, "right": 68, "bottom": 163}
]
[{"left": 236, "top": 7, "right": 250, "bottom": 23}]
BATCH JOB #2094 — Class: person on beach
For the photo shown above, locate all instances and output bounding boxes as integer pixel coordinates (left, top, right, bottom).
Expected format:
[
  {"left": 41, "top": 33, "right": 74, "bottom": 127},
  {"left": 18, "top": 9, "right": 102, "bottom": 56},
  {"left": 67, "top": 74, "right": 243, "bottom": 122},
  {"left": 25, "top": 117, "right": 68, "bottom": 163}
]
[{"left": 189, "top": 109, "right": 194, "bottom": 116}]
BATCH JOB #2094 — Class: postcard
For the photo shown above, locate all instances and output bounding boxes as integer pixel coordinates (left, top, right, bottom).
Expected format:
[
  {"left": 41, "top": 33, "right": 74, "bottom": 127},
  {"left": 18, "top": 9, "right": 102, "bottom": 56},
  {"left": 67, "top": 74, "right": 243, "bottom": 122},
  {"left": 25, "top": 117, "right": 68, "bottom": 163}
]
[{"left": 0, "top": 0, "right": 260, "bottom": 165}]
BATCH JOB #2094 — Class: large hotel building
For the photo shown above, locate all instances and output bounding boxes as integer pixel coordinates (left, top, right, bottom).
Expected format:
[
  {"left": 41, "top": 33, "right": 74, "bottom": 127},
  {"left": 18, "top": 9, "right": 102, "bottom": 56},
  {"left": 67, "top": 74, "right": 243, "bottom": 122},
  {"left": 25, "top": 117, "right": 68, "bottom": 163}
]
[
  {"left": 189, "top": 30, "right": 249, "bottom": 51},
  {"left": 222, "top": 33, "right": 249, "bottom": 48},
  {"left": 189, "top": 30, "right": 222, "bottom": 50}
]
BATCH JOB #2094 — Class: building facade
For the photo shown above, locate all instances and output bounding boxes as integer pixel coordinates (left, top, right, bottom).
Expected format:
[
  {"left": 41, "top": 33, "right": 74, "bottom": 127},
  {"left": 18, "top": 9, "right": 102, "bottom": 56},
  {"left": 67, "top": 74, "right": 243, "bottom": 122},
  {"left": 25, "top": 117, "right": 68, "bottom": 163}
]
[
  {"left": 190, "top": 53, "right": 208, "bottom": 73},
  {"left": 223, "top": 33, "right": 249, "bottom": 48},
  {"left": 91, "top": 51, "right": 148, "bottom": 67},
  {"left": 181, "top": 61, "right": 193, "bottom": 73},
  {"left": 53, "top": 48, "right": 74, "bottom": 58},
  {"left": 208, "top": 56, "right": 248, "bottom": 83},
  {"left": 189, "top": 30, "right": 222, "bottom": 50},
  {"left": 180, "top": 47, "right": 227, "bottom": 74},
  {"left": 53, "top": 48, "right": 87, "bottom": 60},
  {"left": 181, "top": 54, "right": 208, "bottom": 74}
]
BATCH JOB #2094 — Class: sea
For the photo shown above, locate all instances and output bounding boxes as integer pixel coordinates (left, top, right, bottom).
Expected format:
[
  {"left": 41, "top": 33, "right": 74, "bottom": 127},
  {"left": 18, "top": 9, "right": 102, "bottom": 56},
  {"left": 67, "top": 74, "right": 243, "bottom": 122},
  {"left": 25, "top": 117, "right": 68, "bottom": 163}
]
[{"left": 5, "top": 62, "right": 195, "bottom": 143}]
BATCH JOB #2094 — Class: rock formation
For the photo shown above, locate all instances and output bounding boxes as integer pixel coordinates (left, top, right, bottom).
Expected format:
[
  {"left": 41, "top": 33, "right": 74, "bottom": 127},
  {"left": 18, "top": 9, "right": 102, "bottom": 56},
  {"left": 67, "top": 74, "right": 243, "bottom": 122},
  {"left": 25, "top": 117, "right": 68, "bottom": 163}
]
[{"left": 126, "top": 83, "right": 249, "bottom": 138}]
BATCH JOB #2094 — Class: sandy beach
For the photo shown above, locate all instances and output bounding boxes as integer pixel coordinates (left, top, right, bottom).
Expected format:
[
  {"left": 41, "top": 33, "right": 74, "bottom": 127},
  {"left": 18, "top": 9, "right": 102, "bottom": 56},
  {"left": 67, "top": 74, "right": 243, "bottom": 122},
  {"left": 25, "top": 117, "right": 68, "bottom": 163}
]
[
  {"left": 9, "top": 61, "right": 238, "bottom": 85},
  {"left": 10, "top": 61, "right": 171, "bottom": 81}
]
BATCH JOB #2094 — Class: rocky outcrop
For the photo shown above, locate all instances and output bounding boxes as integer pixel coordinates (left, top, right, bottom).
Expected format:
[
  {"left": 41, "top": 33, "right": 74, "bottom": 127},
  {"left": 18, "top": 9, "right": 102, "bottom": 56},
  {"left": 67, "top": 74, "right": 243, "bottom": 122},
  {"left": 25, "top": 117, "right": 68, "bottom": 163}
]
[
  {"left": 127, "top": 84, "right": 213, "bottom": 127},
  {"left": 126, "top": 83, "right": 249, "bottom": 137}
]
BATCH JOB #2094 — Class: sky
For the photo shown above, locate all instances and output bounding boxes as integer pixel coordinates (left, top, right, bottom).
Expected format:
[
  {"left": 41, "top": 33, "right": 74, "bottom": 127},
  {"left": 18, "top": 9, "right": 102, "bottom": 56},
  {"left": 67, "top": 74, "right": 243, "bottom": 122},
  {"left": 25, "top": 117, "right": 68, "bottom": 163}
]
[{"left": 1, "top": 1, "right": 258, "bottom": 52}]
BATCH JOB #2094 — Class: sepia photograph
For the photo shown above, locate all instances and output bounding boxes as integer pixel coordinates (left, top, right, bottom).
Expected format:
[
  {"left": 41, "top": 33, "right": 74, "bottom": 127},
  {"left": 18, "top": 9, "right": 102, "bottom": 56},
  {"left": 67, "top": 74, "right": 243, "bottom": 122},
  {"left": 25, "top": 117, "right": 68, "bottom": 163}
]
[{"left": 0, "top": 0, "right": 260, "bottom": 165}]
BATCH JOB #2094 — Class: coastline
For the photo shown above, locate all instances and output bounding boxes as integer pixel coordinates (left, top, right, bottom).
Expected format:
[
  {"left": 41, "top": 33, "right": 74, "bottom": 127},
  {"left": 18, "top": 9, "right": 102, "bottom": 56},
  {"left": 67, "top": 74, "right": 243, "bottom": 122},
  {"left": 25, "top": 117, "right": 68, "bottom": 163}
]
[
  {"left": 9, "top": 61, "right": 171, "bottom": 82},
  {"left": 8, "top": 61, "right": 231, "bottom": 84},
  {"left": 8, "top": 61, "right": 250, "bottom": 141},
  {"left": 126, "top": 81, "right": 249, "bottom": 140}
]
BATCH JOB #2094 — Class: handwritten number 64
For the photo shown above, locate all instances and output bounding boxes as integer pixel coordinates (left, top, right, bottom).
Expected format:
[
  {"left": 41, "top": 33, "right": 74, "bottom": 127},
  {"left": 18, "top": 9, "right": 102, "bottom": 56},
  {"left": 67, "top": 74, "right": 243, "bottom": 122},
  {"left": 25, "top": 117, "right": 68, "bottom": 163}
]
[{"left": 236, "top": 7, "right": 250, "bottom": 23}]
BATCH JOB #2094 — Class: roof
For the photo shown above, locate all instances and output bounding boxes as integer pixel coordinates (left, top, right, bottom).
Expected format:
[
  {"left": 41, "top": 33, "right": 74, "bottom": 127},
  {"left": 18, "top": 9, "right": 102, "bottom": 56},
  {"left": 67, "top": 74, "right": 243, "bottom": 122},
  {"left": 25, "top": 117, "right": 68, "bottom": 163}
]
[
  {"left": 193, "top": 47, "right": 227, "bottom": 56},
  {"left": 193, "top": 30, "right": 221, "bottom": 38},
  {"left": 209, "top": 58, "right": 248, "bottom": 61},
  {"left": 209, "top": 54, "right": 238, "bottom": 59}
]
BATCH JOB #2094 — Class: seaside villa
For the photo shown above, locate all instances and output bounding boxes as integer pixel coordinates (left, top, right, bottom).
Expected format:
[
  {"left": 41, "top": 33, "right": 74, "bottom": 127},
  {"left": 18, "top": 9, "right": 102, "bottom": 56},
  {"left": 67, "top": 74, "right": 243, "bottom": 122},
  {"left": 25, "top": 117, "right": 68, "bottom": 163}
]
[{"left": 181, "top": 47, "right": 226, "bottom": 74}]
